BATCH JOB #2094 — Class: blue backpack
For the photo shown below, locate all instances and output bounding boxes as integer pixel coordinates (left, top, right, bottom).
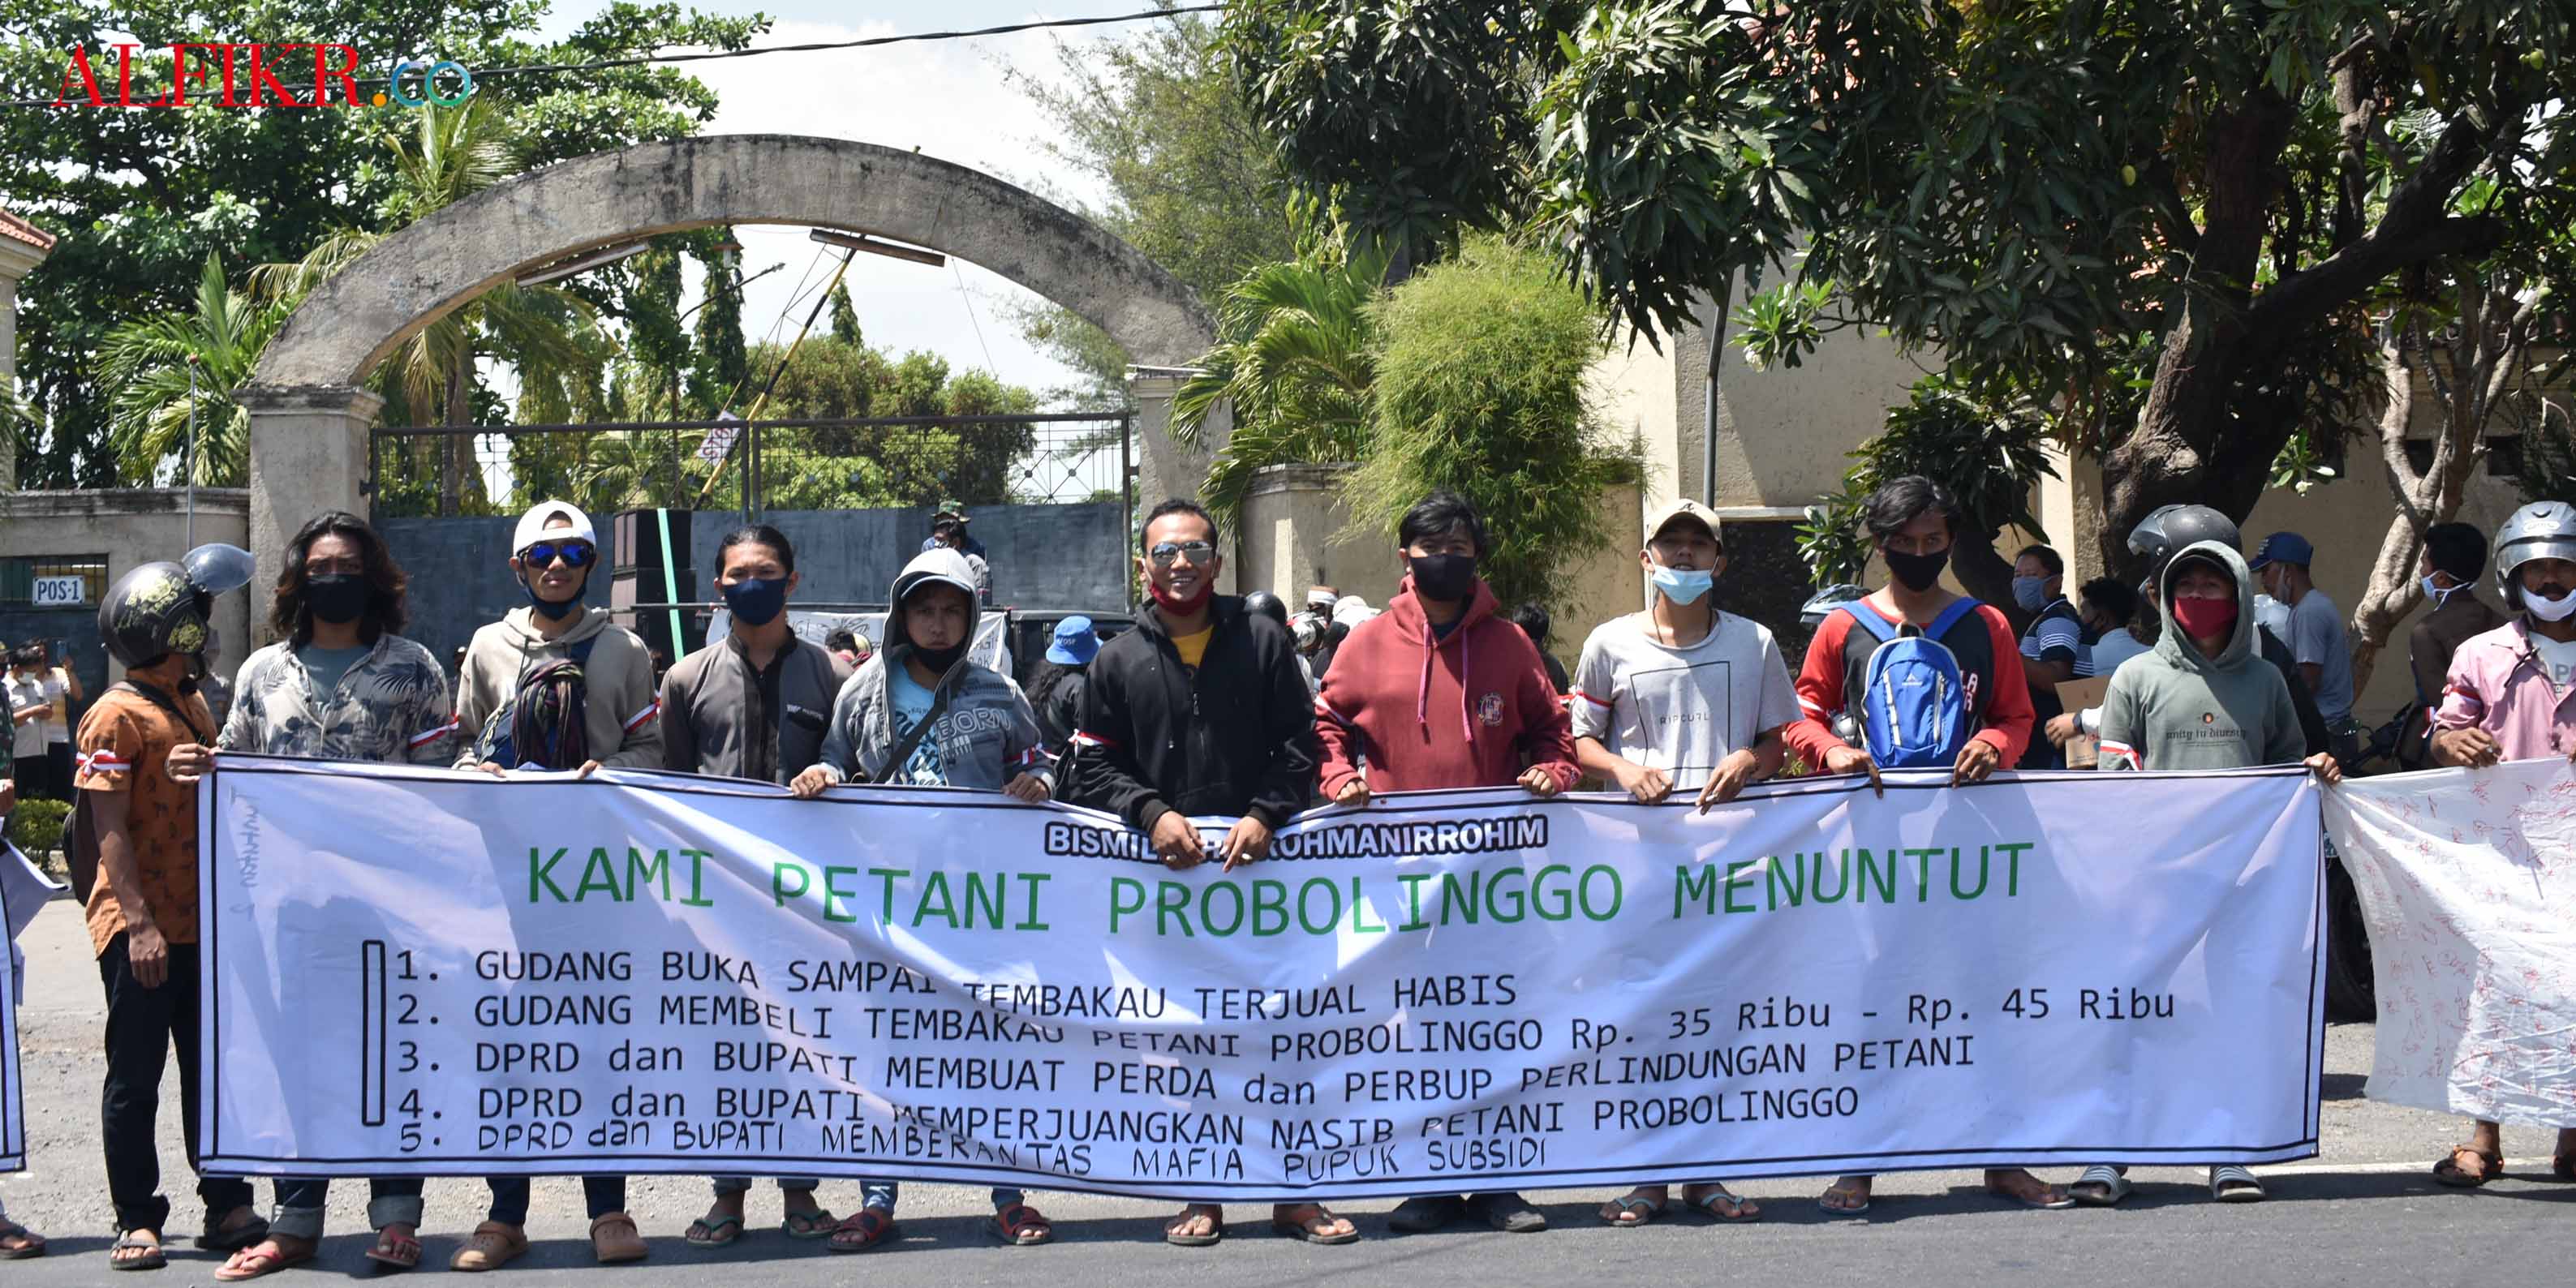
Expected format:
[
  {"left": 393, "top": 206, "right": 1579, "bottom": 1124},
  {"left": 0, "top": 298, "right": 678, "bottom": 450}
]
[{"left": 1839, "top": 599, "right": 1980, "bottom": 768}]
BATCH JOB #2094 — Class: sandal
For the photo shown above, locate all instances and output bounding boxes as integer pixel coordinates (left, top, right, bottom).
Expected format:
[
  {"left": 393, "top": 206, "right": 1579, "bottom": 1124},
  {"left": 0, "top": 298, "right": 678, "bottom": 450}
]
[
  {"left": 196, "top": 1212, "right": 271, "bottom": 1253},
  {"left": 366, "top": 1227, "right": 423, "bottom": 1270},
  {"left": 828, "top": 1209, "right": 899, "bottom": 1254},
  {"left": 591, "top": 1213, "right": 648, "bottom": 1264},
  {"left": 990, "top": 1204, "right": 1053, "bottom": 1247},
  {"left": 2433, "top": 1145, "right": 2505, "bottom": 1187},
  {"left": 1270, "top": 1204, "right": 1357, "bottom": 1245},
  {"left": 109, "top": 1229, "right": 166, "bottom": 1273},
  {"left": 2209, "top": 1164, "right": 2267, "bottom": 1203},
  {"left": 1163, "top": 1204, "right": 1223, "bottom": 1247},
  {"left": 0, "top": 1219, "right": 45, "bottom": 1260},
  {"left": 1985, "top": 1174, "right": 2075, "bottom": 1209},
  {"left": 448, "top": 1221, "right": 528, "bottom": 1273},
  {"left": 2070, "top": 1165, "right": 2133, "bottom": 1207},
  {"left": 781, "top": 1208, "right": 838, "bottom": 1240},
  {"left": 1819, "top": 1177, "right": 1872, "bottom": 1214},
  {"left": 214, "top": 1238, "right": 315, "bottom": 1282},
  {"left": 1681, "top": 1183, "right": 1761, "bottom": 1222},
  {"left": 685, "top": 1214, "right": 744, "bottom": 1247},
  {"left": 1598, "top": 1193, "right": 1664, "bottom": 1227}
]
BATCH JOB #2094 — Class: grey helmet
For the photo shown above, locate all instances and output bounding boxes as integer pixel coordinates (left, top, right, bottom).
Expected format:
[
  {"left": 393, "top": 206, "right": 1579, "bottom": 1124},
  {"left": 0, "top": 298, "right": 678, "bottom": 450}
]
[
  {"left": 2127, "top": 504, "right": 2241, "bottom": 575},
  {"left": 2493, "top": 501, "right": 2576, "bottom": 609}
]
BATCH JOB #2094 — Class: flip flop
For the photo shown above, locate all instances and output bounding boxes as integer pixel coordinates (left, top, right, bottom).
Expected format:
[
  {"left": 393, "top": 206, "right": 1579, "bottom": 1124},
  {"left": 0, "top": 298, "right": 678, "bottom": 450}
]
[
  {"left": 365, "top": 1229, "right": 423, "bottom": 1270},
  {"left": 214, "top": 1239, "right": 314, "bottom": 1282},
  {"left": 781, "top": 1209, "right": 838, "bottom": 1240},
  {"left": 685, "top": 1214, "right": 745, "bottom": 1247},
  {"left": 1986, "top": 1179, "right": 2075, "bottom": 1209},
  {"left": 1598, "top": 1194, "right": 1664, "bottom": 1227},
  {"left": 2070, "top": 1165, "right": 2133, "bottom": 1207},
  {"left": 2433, "top": 1145, "right": 2505, "bottom": 1187},
  {"left": 1163, "top": 1207, "right": 1223, "bottom": 1247},
  {"left": 1270, "top": 1204, "right": 1357, "bottom": 1245},
  {"left": 1681, "top": 1185, "right": 1761, "bottom": 1223},
  {"left": 1818, "top": 1180, "right": 1872, "bottom": 1215},
  {"left": 0, "top": 1220, "right": 45, "bottom": 1260},
  {"left": 109, "top": 1230, "right": 166, "bottom": 1273}
]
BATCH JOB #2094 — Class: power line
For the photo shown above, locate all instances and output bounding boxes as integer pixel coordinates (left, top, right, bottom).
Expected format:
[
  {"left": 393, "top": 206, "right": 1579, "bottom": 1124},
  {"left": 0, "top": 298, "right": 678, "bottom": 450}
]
[{"left": 9, "top": 6, "right": 1223, "bottom": 108}]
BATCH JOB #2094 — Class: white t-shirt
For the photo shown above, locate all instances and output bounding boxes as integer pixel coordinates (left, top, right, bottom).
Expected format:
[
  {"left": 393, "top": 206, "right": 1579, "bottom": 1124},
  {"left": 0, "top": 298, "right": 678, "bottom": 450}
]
[
  {"left": 1571, "top": 611, "right": 1800, "bottom": 783},
  {"left": 41, "top": 670, "right": 70, "bottom": 745},
  {"left": 5, "top": 676, "right": 45, "bottom": 759},
  {"left": 2533, "top": 632, "right": 2576, "bottom": 693}
]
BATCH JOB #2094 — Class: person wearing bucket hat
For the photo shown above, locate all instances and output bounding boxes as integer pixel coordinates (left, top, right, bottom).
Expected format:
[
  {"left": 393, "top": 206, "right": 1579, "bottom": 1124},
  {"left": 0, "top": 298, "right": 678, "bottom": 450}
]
[{"left": 1030, "top": 616, "right": 1101, "bottom": 752}]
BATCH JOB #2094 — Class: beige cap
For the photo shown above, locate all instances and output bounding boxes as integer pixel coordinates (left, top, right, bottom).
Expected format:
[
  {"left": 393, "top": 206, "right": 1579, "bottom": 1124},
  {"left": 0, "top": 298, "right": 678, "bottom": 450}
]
[{"left": 1645, "top": 498, "right": 1722, "bottom": 547}]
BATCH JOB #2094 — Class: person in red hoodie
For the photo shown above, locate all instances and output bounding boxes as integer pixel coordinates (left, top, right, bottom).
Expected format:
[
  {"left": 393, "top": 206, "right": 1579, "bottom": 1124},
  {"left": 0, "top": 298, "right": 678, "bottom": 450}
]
[
  {"left": 1314, "top": 491, "right": 1576, "bottom": 1236},
  {"left": 1783, "top": 475, "right": 2066, "bottom": 1217}
]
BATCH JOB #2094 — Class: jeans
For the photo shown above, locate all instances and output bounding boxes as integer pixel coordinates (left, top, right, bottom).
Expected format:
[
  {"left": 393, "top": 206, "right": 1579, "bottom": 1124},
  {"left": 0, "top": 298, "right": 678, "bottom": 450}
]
[
  {"left": 486, "top": 1176, "right": 626, "bottom": 1225},
  {"left": 712, "top": 1177, "right": 821, "bottom": 1196},
  {"left": 271, "top": 1177, "right": 427, "bottom": 1239},
  {"left": 862, "top": 1182, "right": 1022, "bottom": 1214},
  {"left": 100, "top": 936, "right": 258, "bottom": 1234}
]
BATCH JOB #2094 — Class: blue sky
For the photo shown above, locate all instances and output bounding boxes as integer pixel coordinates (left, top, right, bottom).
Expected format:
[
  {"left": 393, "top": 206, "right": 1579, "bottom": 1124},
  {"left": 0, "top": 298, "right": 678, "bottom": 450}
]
[{"left": 532, "top": 1, "right": 1181, "bottom": 401}]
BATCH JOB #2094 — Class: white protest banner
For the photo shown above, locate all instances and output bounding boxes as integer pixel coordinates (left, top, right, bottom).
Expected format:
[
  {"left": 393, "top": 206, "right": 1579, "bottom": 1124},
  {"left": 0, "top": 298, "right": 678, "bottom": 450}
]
[
  {"left": 0, "top": 842, "right": 48, "bottom": 1173},
  {"left": 200, "top": 760, "right": 2324, "bottom": 1197},
  {"left": 2324, "top": 760, "right": 2576, "bottom": 1125}
]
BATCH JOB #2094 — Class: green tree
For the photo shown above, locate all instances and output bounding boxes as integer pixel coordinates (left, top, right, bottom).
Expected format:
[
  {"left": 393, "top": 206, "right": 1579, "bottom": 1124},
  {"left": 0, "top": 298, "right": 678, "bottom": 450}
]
[
  {"left": 97, "top": 255, "right": 286, "bottom": 486},
  {"left": 1006, "top": 3, "right": 1300, "bottom": 400},
  {"left": 687, "top": 231, "right": 750, "bottom": 415},
  {"left": 2, "top": 0, "right": 764, "bottom": 487},
  {"left": 1344, "top": 238, "right": 1640, "bottom": 608},
  {"left": 828, "top": 280, "right": 861, "bottom": 343},
  {"left": 1223, "top": 1, "right": 2576, "bottom": 576},
  {"left": 1172, "top": 244, "right": 1385, "bottom": 531}
]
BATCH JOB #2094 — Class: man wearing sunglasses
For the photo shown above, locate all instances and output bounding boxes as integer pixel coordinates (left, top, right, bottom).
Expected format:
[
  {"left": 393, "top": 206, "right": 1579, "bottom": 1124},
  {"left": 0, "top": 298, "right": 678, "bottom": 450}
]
[
  {"left": 447, "top": 500, "right": 664, "bottom": 1270},
  {"left": 1064, "top": 500, "right": 1353, "bottom": 1249}
]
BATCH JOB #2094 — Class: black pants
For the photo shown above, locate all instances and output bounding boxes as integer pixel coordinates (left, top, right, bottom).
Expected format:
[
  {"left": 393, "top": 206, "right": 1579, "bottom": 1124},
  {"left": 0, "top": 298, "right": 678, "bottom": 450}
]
[
  {"left": 100, "top": 934, "right": 258, "bottom": 1234},
  {"left": 47, "top": 742, "right": 71, "bottom": 800},
  {"left": 486, "top": 1175, "right": 626, "bottom": 1225}
]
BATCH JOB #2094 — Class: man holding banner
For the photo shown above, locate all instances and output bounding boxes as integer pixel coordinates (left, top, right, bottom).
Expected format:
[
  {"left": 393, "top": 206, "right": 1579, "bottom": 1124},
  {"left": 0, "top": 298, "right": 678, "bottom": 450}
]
[
  {"left": 164, "top": 512, "right": 458, "bottom": 1277},
  {"left": 658, "top": 525, "right": 846, "bottom": 1249},
  {"left": 2420, "top": 500, "right": 2576, "bottom": 1187},
  {"left": 1780, "top": 476, "right": 2069, "bottom": 1215},
  {"left": 1067, "top": 499, "right": 1350, "bottom": 1248}
]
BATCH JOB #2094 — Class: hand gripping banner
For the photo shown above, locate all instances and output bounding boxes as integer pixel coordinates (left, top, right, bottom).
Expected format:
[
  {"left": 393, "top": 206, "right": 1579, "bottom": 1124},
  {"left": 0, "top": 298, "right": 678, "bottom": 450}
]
[
  {"left": 200, "top": 758, "right": 2325, "bottom": 1198},
  {"left": 2327, "top": 760, "right": 2576, "bottom": 1126}
]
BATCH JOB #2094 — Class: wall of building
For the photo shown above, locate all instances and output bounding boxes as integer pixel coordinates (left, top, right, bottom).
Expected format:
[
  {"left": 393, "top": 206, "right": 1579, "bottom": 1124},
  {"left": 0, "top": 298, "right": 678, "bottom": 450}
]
[{"left": 0, "top": 489, "right": 252, "bottom": 697}]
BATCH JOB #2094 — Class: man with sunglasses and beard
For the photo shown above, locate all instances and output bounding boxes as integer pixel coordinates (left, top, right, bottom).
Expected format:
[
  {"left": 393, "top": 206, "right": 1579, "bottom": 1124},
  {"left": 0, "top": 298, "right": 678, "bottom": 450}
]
[
  {"left": 1064, "top": 499, "right": 1353, "bottom": 1250},
  {"left": 166, "top": 511, "right": 456, "bottom": 1277},
  {"left": 447, "top": 500, "right": 664, "bottom": 1270}
]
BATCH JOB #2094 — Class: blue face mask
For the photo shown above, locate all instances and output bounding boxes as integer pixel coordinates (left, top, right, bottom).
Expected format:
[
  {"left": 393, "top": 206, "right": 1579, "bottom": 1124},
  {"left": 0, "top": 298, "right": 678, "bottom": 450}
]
[
  {"left": 723, "top": 576, "right": 790, "bottom": 628},
  {"left": 1650, "top": 565, "right": 1714, "bottom": 605},
  {"left": 520, "top": 569, "right": 587, "bottom": 620},
  {"left": 2011, "top": 575, "right": 2050, "bottom": 612}
]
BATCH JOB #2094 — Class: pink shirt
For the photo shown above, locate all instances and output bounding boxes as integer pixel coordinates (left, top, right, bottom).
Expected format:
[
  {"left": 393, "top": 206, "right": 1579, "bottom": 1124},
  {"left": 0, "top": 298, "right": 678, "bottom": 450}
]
[{"left": 2432, "top": 620, "right": 2576, "bottom": 758}]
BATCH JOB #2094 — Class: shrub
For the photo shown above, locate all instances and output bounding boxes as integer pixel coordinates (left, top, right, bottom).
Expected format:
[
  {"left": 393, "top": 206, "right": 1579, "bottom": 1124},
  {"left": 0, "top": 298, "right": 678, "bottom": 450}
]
[{"left": 6, "top": 796, "right": 71, "bottom": 856}]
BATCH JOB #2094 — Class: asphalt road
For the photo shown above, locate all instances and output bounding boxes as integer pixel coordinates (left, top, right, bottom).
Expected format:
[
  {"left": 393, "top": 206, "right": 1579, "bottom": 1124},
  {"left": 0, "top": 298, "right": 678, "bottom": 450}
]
[{"left": 1, "top": 899, "right": 2565, "bottom": 1286}]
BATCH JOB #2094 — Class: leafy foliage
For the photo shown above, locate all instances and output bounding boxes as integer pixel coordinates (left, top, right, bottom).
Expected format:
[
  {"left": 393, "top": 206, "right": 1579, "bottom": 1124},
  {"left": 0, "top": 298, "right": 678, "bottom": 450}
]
[
  {"left": 1343, "top": 238, "right": 1641, "bottom": 608},
  {"left": 97, "top": 255, "right": 286, "bottom": 486},
  {"left": 1796, "top": 375, "right": 2060, "bottom": 599}
]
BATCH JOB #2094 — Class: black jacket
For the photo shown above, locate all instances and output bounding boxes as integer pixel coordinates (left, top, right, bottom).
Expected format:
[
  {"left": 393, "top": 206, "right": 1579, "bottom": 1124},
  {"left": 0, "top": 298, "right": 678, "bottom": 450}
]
[{"left": 1069, "top": 596, "right": 1318, "bottom": 831}]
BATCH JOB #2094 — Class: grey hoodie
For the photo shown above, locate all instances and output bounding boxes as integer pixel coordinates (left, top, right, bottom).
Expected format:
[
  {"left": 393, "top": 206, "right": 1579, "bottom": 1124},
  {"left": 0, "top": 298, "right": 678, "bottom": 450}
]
[
  {"left": 2096, "top": 539, "right": 2304, "bottom": 771},
  {"left": 452, "top": 603, "right": 664, "bottom": 771},
  {"left": 810, "top": 547, "right": 1051, "bottom": 790}
]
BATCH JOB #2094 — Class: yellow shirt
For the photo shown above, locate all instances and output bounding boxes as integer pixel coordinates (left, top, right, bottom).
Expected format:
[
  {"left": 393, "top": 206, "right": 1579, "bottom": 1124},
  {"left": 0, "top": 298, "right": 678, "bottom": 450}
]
[{"left": 1173, "top": 628, "right": 1213, "bottom": 670}]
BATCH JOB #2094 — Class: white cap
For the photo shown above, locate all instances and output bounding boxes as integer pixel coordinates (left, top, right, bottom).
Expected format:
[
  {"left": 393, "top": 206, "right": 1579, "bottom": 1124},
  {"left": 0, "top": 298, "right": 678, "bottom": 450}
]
[
  {"left": 513, "top": 500, "right": 597, "bottom": 556},
  {"left": 1645, "top": 497, "right": 1723, "bottom": 547},
  {"left": 1331, "top": 595, "right": 1378, "bottom": 628}
]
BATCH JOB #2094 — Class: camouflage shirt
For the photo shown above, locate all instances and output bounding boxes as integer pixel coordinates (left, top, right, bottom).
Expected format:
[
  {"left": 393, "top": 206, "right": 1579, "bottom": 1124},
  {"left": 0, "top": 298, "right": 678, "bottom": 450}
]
[{"left": 219, "top": 633, "right": 457, "bottom": 764}]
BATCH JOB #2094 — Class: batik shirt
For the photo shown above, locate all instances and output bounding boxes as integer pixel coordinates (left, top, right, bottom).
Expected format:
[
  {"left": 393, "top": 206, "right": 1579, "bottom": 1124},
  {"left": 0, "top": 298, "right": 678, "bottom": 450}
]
[{"left": 219, "top": 633, "right": 457, "bottom": 764}]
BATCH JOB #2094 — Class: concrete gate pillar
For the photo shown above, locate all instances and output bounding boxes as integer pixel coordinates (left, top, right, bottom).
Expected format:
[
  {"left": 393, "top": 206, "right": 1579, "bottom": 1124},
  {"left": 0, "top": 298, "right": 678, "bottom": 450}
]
[{"left": 243, "top": 384, "right": 381, "bottom": 640}]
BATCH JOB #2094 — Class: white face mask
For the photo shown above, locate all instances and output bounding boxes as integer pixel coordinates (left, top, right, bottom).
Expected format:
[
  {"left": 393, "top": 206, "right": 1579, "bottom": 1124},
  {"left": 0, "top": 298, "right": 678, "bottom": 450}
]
[
  {"left": 2527, "top": 586, "right": 2576, "bottom": 623},
  {"left": 2422, "top": 574, "right": 2458, "bottom": 606}
]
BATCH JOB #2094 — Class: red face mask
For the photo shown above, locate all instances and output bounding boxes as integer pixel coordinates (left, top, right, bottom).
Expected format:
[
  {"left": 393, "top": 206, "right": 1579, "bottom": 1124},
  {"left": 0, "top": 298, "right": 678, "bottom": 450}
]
[
  {"left": 1149, "top": 579, "right": 1212, "bottom": 614},
  {"left": 2170, "top": 595, "right": 2238, "bottom": 642}
]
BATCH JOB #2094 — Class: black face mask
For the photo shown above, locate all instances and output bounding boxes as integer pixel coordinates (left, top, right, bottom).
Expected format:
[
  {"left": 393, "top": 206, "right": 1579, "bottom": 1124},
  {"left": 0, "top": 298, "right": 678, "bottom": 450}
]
[
  {"left": 910, "top": 642, "right": 967, "bottom": 676},
  {"left": 1884, "top": 546, "right": 1951, "bottom": 593},
  {"left": 1408, "top": 552, "right": 1479, "bottom": 603},
  {"left": 306, "top": 573, "right": 368, "bottom": 625}
]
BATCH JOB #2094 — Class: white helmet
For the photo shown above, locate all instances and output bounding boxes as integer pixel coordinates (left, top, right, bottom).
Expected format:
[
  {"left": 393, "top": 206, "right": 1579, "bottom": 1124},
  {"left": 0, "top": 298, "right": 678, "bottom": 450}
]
[{"left": 2494, "top": 501, "right": 2576, "bottom": 609}]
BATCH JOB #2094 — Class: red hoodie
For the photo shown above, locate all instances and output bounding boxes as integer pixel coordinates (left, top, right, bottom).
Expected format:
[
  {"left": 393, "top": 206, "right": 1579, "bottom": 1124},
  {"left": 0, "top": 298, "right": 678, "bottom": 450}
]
[{"left": 1315, "top": 577, "right": 1580, "bottom": 796}]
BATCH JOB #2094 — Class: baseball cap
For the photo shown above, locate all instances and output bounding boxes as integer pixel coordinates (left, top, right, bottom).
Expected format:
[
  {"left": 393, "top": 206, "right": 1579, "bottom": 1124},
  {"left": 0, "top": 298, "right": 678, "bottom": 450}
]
[
  {"left": 1645, "top": 498, "right": 1723, "bottom": 547},
  {"left": 1046, "top": 616, "right": 1100, "bottom": 666},
  {"left": 2248, "top": 531, "right": 2313, "bottom": 570},
  {"left": 513, "top": 500, "right": 597, "bottom": 556}
]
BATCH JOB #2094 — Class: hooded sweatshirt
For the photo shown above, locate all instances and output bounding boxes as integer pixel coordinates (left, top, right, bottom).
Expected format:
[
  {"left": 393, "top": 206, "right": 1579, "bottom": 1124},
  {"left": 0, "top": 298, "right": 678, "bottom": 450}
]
[
  {"left": 453, "top": 603, "right": 664, "bottom": 770},
  {"left": 811, "top": 547, "right": 1050, "bottom": 790},
  {"left": 2096, "top": 539, "right": 2304, "bottom": 771},
  {"left": 1315, "top": 576, "right": 1579, "bottom": 796}
]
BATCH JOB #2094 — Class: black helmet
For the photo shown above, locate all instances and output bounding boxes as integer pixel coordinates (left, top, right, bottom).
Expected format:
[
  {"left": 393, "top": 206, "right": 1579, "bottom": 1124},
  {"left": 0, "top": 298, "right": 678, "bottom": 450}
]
[
  {"left": 97, "top": 543, "right": 253, "bottom": 670},
  {"left": 1242, "top": 590, "right": 1290, "bottom": 629},
  {"left": 2127, "top": 504, "right": 2240, "bottom": 575}
]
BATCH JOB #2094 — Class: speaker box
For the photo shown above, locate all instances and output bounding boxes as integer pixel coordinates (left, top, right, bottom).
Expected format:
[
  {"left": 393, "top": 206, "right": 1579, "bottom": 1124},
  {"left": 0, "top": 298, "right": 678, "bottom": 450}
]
[{"left": 611, "top": 508, "right": 695, "bottom": 659}]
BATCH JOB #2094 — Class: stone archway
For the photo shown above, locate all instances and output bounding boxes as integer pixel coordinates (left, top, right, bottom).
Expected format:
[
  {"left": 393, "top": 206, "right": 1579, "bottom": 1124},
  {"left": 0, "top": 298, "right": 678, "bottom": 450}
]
[{"left": 239, "top": 134, "right": 1219, "bottom": 598}]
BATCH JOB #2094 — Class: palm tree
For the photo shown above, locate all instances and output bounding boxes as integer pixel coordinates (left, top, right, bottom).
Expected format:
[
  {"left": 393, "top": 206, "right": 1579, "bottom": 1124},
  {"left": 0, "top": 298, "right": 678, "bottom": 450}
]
[
  {"left": 1172, "top": 245, "right": 1387, "bottom": 530},
  {"left": 98, "top": 254, "right": 286, "bottom": 486},
  {"left": 252, "top": 97, "right": 609, "bottom": 514}
]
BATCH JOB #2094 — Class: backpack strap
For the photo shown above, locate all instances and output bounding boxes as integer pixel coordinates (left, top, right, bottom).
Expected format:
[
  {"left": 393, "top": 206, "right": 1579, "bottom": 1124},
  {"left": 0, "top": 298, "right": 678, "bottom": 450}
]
[
  {"left": 872, "top": 680, "right": 957, "bottom": 785},
  {"left": 1923, "top": 598, "right": 1982, "bottom": 641},
  {"left": 1838, "top": 603, "right": 1899, "bottom": 642}
]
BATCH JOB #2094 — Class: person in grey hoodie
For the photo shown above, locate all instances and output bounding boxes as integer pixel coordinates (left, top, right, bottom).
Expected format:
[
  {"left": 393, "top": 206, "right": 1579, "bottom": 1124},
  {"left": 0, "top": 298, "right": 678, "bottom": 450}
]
[
  {"left": 2074, "top": 536, "right": 2340, "bottom": 1209},
  {"left": 789, "top": 546, "right": 1056, "bottom": 1251}
]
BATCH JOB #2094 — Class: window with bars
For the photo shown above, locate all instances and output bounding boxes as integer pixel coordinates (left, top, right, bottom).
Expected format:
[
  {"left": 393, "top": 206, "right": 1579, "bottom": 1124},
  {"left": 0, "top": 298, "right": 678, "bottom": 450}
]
[{"left": 0, "top": 556, "right": 110, "bottom": 608}]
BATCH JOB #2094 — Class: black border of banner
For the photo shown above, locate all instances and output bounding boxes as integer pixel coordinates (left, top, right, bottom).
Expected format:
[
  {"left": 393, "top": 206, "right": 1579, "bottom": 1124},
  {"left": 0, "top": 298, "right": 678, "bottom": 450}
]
[{"left": 199, "top": 756, "right": 2325, "bottom": 1197}]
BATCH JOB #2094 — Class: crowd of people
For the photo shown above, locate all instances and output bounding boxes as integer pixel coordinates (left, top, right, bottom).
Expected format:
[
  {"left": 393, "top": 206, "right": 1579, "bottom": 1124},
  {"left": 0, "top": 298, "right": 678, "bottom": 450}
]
[{"left": 11, "top": 474, "right": 2568, "bottom": 1269}]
